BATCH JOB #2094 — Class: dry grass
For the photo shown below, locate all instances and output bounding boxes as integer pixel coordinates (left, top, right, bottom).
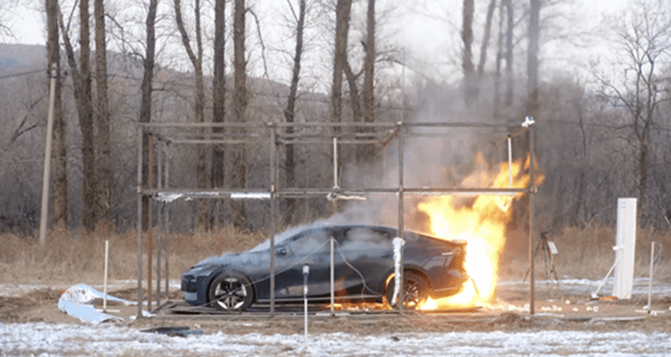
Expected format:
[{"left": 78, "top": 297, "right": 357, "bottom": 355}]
[
  {"left": 500, "top": 224, "right": 671, "bottom": 281},
  {"left": 1, "top": 225, "right": 670, "bottom": 286},
  {"left": 0, "top": 226, "right": 267, "bottom": 285}
]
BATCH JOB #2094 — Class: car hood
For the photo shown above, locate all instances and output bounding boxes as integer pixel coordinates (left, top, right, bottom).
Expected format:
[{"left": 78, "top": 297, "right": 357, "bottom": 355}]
[{"left": 186, "top": 250, "right": 270, "bottom": 275}]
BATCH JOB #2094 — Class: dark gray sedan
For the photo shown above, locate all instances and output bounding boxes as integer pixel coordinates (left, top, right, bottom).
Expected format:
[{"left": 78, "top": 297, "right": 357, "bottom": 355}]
[{"left": 181, "top": 224, "right": 468, "bottom": 311}]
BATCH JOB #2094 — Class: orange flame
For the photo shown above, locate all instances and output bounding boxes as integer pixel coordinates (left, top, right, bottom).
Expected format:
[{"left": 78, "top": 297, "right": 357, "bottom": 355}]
[{"left": 418, "top": 153, "right": 543, "bottom": 310}]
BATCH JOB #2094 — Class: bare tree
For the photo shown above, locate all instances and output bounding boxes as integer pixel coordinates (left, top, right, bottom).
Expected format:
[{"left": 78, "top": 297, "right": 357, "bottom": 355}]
[
  {"left": 283, "top": 0, "right": 308, "bottom": 224},
  {"left": 504, "top": 0, "right": 514, "bottom": 107},
  {"left": 94, "top": 0, "right": 111, "bottom": 229},
  {"left": 477, "top": 0, "right": 497, "bottom": 78},
  {"left": 174, "top": 0, "right": 208, "bottom": 229},
  {"left": 231, "top": 0, "right": 248, "bottom": 228},
  {"left": 360, "top": 0, "right": 376, "bottom": 162},
  {"left": 461, "top": 0, "right": 476, "bottom": 107},
  {"left": 598, "top": 0, "right": 671, "bottom": 221},
  {"left": 58, "top": 0, "right": 96, "bottom": 232},
  {"left": 139, "top": 0, "right": 159, "bottom": 230},
  {"left": 211, "top": 0, "right": 226, "bottom": 227},
  {"left": 331, "top": 0, "right": 353, "bottom": 125},
  {"left": 526, "top": 0, "right": 541, "bottom": 118},
  {"left": 0, "top": 0, "right": 20, "bottom": 40},
  {"left": 46, "top": 0, "right": 67, "bottom": 231}
]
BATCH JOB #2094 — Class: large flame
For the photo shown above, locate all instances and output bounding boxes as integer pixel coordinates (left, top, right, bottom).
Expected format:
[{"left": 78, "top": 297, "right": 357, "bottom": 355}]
[{"left": 418, "top": 153, "right": 543, "bottom": 310}]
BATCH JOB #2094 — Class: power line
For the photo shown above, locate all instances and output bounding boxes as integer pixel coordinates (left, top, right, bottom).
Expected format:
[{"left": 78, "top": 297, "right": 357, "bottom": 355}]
[{"left": 0, "top": 69, "right": 46, "bottom": 80}]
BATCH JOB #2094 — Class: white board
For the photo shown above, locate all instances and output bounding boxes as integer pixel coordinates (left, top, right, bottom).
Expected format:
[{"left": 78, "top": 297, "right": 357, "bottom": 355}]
[{"left": 613, "top": 198, "right": 637, "bottom": 299}]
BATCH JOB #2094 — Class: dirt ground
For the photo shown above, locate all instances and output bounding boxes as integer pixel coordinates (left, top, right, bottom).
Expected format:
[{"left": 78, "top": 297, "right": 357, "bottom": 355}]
[{"left": 3, "top": 283, "right": 671, "bottom": 336}]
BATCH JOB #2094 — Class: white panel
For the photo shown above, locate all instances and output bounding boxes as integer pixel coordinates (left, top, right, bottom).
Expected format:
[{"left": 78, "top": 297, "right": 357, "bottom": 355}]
[{"left": 613, "top": 198, "right": 637, "bottom": 299}]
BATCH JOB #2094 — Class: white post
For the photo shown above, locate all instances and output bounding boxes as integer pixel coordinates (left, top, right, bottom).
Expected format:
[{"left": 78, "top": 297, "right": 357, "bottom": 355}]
[
  {"left": 103, "top": 240, "right": 109, "bottom": 312},
  {"left": 613, "top": 198, "right": 637, "bottom": 299},
  {"left": 333, "top": 138, "right": 338, "bottom": 188},
  {"left": 303, "top": 263, "right": 309, "bottom": 346},
  {"left": 507, "top": 137, "right": 513, "bottom": 188},
  {"left": 647, "top": 242, "right": 655, "bottom": 311},
  {"left": 39, "top": 63, "right": 58, "bottom": 245},
  {"left": 330, "top": 237, "right": 335, "bottom": 316}
]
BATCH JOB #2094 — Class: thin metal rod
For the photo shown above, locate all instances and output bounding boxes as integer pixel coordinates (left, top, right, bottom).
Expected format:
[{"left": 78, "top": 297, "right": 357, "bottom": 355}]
[
  {"left": 144, "top": 186, "right": 528, "bottom": 198},
  {"left": 647, "top": 242, "right": 655, "bottom": 311},
  {"left": 103, "top": 240, "right": 109, "bottom": 312},
  {"left": 136, "top": 127, "right": 144, "bottom": 319},
  {"left": 528, "top": 123, "right": 535, "bottom": 315},
  {"left": 147, "top": 134, "right": 154, "bottom": 311},
  {"left": 330, "top": 236, "right": 335, "bottom": 316},
  {"left": 507, "top": 137, "right": 513, "bottom": 188},
  {"left": 269, "top": 126, "right": 276, "bottom": 316},
  {"left": 397, "top": 122, "right": 404, "bottom": 313},
  {"left": 39, "top": 63, "right": 58, "bottom": 245},
  {"left": 164, "top": 146, "right": 171, "bottom": 298},
  {"left": 509, "top": 126, "right": 530, "bottom": 139},
  {"left": 333, "top": 138, "right": 338, "bottom": 188},
  {"left": 156, "top": 142, "right": 163, "bottom": 306},
  {"left": 278, "top": 139, "right": 388, "bottom": 145}
]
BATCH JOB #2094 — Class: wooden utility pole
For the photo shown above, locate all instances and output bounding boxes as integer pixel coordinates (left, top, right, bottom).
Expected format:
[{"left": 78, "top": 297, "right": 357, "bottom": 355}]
[{"left": 39, "top": 63, "right": 58, "bottom": 245}]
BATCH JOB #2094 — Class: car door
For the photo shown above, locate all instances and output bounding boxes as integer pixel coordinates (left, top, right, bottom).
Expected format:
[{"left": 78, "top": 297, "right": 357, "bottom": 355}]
[
  {"left": 335, "top": 227, "right": 394, "bottom": 298},
  {"left": 272, "top": 227, "right": 335, "bottom": 300}
]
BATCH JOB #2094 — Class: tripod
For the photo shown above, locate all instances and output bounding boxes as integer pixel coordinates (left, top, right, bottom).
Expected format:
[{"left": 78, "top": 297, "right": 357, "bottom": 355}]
[{"left": 523, "top": 232, "right": 561, "bottom": 298}]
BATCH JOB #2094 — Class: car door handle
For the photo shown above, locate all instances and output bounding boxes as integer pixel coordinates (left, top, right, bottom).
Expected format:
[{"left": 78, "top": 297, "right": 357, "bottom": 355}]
[{"left": 441, "top": 252, "right": 454, "bottom": 256}]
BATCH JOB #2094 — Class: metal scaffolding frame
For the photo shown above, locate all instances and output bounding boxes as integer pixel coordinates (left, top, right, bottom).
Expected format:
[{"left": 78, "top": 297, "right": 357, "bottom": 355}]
[{"left": 135, "top": 119, "right": 537, "bottom": 318}]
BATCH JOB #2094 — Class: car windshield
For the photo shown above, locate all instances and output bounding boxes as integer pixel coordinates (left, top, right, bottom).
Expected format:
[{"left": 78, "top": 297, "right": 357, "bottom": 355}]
[{"left": 248, "top": 223, "right": 327, "bottom": 252}]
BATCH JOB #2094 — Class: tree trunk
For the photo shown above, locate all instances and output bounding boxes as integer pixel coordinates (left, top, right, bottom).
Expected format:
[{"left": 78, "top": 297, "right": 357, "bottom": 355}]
[
  {"left": 461, "top": 0, "right": 476, "bottom": 107},
  {"left": 477, "top": 0, "right": 497, "bottom": 78},
  {"left": 361, "top": 0, "right": 376, "bottom": 162},
  {"left": 174, "top": 0, "right": 208, "bottom": 230},
  {"left": 139, "top": 0, "right": 158, "bottom": 230},
  {"left": 47, "top": 0, "right": 67, "bottom": 232},
  {"left": 284, "top": 0, "right": 307, "bottom": 225},
  {"left": 231, "top": 0, "right": 248, "bottom": 228},
  {"left": 494, "top": 0, "right": 504, "bottom": 114},
  {"left": 79, "top": 0, "right": 96, "bottom": 232},
  {"left": 331, "top": 0, "right": 352, "bottom": 125},
  {"left": 94, "top": 0, "right": 111, "bottom": 230},
  {"left": 211, "top": 0, "right": 226, "bottom": 226},
  {"left": 504, "top": 0, "right": 514, "bottom": 107},
  {"left": 526, "top": 0, "right": 540, "bottom": 118}
]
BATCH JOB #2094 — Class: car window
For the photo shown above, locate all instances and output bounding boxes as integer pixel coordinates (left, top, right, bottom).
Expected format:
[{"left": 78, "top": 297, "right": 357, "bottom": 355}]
[
  {"left": 341, "top": 227, "right": 392, "bottom": 250},
  {"left": 285, "top": 228, "right": 332, "bottom": 254}
]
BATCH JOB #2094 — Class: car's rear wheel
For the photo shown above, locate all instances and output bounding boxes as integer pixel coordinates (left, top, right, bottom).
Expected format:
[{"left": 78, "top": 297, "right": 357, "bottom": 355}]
[
  {"left": 385, "top": 271, "right": 429, "bottom": 310},
  {"left": 208, "top": 273, "right": 254, "bottom": 311}
]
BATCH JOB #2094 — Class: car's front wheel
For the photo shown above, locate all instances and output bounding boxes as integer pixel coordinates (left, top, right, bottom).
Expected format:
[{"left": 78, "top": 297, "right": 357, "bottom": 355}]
[
  {"left": 385, "top": 271, "right": 429, "bottom": 310},
  {"left": 208, "top": 273, "right": 254, "bottom": 311}
]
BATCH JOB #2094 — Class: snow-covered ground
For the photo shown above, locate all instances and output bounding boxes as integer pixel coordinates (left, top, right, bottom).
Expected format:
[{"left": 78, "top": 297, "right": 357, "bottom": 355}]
[
  {"left": 498, "top": 277, "right": 671, "bottom": 296},
  {"left": 1, "top": 322, "right": 671, "bottom": 356}
]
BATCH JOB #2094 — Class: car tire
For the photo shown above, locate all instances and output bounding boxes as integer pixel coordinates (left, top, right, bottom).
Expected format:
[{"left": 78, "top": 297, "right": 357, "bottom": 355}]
[
  {"left": 385, "top": 271, "right": 429, "bottom": 310},
  {"left": 208, "top": 273, "right": 254, "bottom": 311}
]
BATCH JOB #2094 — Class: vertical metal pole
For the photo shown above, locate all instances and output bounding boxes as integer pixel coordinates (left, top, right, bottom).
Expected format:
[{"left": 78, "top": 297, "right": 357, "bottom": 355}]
[
  {"left": 333, "top": 137, "right": 338, "bottom": 188},
  {"left": 165, "top": 144, "right": 171, "bottom": 296},
  {"left": 303, "top": 264, "right": 309, "bottom": 345},
  {"left": 269, "top": 125, "right": 276, "bottom": 315},
  {"left": 156, "top": 141, "right": 162, "bottom": 306},
  {"left": 397, "top": 122, "right": 404, "bottom": 313},
  {"left": 528, "top": 123, "right": 535, "bottom": 315},
  {"left": 103, "top": 240, "right": 109, "bottom": 312},
  {"left": 647, "top": 242, "right": 655, "bottom": 311},
  {"left": 39, "top": 63, "right": 58, "bottom": 245},
  {"left": 330, "top": 236, "right": 335, "bottom": 316},
  {"left": 507, "top": 137, "right": 513, "bottom": 188},
  {"left": 147, "top": 134, "right": 154, "bottom": 311},
  {"left": 136, "top": 127, "right": 144, "bottom": 319}
]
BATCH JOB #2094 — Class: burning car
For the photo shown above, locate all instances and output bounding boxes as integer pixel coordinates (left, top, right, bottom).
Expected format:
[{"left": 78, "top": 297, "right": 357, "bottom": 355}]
[{"left": 181, "top": 224, "right": 468, "bottom": 311}]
